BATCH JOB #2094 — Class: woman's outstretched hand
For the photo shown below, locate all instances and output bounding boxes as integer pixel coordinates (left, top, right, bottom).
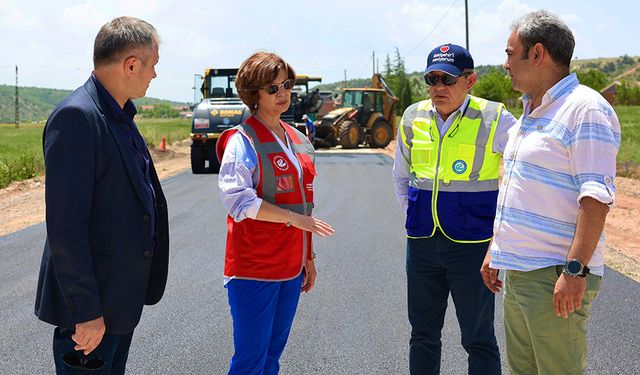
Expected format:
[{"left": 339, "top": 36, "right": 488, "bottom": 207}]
[{"left": 291, "top": 214, "right": 335, "bottom": 237}]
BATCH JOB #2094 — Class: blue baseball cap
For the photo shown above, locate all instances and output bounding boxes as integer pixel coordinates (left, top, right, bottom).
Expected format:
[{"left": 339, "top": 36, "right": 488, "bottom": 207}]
[{"left": 424, "top": 43, "right": 474, "bottom": 77}]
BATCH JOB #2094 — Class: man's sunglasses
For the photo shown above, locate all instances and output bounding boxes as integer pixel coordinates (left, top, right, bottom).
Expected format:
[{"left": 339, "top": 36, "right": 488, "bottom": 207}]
[
  {"left": 261, "top": 79, "right": 294, "bottom": 95},
  {"left": 424, "top": 73, "right": 471, "bottom": 87}
]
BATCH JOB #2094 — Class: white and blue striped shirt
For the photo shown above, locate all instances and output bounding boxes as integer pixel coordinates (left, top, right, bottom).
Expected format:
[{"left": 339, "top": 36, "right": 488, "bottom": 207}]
[{"left": 489, "top": 73, "right": 621, "bottom": 276}]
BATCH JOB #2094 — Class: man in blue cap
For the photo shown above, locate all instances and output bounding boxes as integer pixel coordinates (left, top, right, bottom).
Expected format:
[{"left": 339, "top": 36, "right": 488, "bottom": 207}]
[{"left": 392, "top": 43, "right": 517, "bottom": 374}]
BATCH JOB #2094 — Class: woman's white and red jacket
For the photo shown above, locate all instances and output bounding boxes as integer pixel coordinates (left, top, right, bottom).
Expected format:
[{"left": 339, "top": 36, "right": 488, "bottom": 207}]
[{"left": 216, "top": 116, "right": 316, "bottom": 281}]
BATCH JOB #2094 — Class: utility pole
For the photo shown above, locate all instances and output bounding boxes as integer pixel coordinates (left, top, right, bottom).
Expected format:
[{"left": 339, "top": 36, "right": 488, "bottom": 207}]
[
  {"left": 465, "top": 0, "right": 469, "bottom": 51},
  {"left": 15, "top": 65, "right": 19, "bottom": 128},
  {"left": 372, "top": 51, "right": 375, "bottom": 76}
]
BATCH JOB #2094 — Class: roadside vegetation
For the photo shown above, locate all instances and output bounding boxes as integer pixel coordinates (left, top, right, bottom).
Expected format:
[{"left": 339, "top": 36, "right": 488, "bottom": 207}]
[
  {"left": 0, "top": 123, "right": 43, "bottom": 188},
  {"left": 139, "top": 103, "right": 182, "bottom": 119},
  {"left": 134, "top": 118, "right": 191, "bottom": 147},
  {"left": 615, "top": 106, "right": 640, "bottom": 178},
  {"left": 0, "top": 118, "right": 190, "bottom": 188}
]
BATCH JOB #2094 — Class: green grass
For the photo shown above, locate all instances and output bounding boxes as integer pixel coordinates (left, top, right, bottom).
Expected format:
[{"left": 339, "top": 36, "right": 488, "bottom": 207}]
[
  {"left": 135, "top": 118, "right": 191, "bottom": 147},
  {"left": 0, "top": 123, "right": 46, "bottom": 188},
  {"left": 615, "top": 106, "right": 640, "bottom": 177},
  {"left": 0, "top": 117, "right": 191, "bottom": 188}
]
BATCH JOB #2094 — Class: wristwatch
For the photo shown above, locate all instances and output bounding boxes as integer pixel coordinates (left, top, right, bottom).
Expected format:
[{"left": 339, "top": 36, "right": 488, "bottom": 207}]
[{"left": 562, "top": 259, "right": 590, "bottom": 278}]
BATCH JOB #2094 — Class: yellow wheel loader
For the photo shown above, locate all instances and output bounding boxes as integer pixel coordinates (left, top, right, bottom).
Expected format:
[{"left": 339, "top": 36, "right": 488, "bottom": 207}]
[{"left": 315, "top": 73, "right": 399, "bottom": 149}]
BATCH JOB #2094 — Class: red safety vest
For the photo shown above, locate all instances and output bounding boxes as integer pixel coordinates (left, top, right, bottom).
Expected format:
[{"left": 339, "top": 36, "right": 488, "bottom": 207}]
[{"left": 217, "top": 116, "right": 316, "bottom": 281}]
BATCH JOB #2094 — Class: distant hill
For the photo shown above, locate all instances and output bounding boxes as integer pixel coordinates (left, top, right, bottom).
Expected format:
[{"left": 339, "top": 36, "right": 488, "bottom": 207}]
[
  {"left": 0, "top": 85, "right": 187, "bottom": 123},
  {"left": 570, "top": 55, "right": 640, "bottom": 81},
  {"left": 0, "top": 85, "right": 70, "bottom": 123}
]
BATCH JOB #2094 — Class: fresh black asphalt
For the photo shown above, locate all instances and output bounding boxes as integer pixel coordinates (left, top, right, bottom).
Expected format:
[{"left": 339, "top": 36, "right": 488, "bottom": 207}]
[{"left": 1, "top": 153, "right": 638, "bottom": 374}]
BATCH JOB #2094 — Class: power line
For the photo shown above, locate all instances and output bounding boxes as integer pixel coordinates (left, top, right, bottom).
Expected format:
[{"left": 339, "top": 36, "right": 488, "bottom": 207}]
[
  {"left": 406, "top": 0, "right": 459, "bottom": 57},
  {"left": 15, "top": 65, "right": 19, "bottom": 128}
]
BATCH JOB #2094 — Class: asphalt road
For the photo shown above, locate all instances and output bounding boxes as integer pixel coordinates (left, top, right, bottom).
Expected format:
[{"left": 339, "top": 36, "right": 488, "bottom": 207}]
[{"left": 1, "top": 153, "right": 638, "bottom": 374}]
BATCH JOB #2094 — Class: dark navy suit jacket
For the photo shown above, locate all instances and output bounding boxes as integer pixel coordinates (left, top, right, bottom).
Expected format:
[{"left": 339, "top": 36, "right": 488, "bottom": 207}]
[{"left": 35, "top": 77, "right": 169, "bottom": 335}]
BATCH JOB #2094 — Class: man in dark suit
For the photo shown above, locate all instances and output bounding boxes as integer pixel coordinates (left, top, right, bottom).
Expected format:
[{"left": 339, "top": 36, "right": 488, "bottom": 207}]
[{"left": 35, "top": 16, "right": 169, "bottom": 374}]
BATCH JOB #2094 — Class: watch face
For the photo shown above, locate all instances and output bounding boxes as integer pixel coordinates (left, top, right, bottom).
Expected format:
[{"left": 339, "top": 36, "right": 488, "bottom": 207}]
[{"left": 567, "top": 260, "right": 582, "bottom": 274}]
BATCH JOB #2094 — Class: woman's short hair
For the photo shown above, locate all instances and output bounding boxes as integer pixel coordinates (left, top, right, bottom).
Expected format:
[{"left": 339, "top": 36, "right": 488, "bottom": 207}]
[
  {"left": 94, "top": 16, "right": 159, "bottom": 68},
  {"left": 236, "top": 51, "right": 296, "bottom": 112}
]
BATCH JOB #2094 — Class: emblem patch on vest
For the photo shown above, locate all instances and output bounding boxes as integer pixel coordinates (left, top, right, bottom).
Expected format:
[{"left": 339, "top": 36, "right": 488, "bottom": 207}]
[
  {"left": 273, "top": 156, "right": 289, "bottom": 171},
  {"left": 276, "top": 175, "right": 295, "bottom": 192},
  {"left": 452, "top": 159, "right": 467, "bottom": 174}
]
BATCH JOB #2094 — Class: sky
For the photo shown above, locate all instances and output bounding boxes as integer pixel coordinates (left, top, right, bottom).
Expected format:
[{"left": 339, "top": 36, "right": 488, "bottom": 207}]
[{"left": 0, "top": 0, "right": 638, "bottom": 103}]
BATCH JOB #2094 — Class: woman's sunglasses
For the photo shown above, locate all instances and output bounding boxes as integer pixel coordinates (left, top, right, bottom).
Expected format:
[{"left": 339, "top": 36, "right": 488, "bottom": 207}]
[
  {"left": 424, "top": 72, "right": 471, "bottom": 87},
  {"left": 261, "top": 79, "right": 294, "bottom": 95}
]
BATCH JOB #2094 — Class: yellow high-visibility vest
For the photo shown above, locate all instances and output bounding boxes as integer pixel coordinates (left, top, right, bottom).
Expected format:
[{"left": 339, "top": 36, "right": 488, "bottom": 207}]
[{"left": 399, "top": 95, "right": 504, "bottom": 242}]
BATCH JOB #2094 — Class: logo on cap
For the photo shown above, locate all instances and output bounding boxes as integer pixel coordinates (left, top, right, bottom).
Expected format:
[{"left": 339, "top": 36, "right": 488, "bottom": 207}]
[
  {"left": 440, "top": 45, "right": 450, "bottom": 53},
  {"left": 452, "top": 160, "right": 467, "bottom": 174},
  {"left": 274, "top": 156, "right": 289, "bottom": 171}
]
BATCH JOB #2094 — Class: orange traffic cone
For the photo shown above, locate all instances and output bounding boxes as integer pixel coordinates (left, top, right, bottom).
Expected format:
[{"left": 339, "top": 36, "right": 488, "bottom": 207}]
[{"left": 159, "top": 136, "right": 166, "bottom": 152}]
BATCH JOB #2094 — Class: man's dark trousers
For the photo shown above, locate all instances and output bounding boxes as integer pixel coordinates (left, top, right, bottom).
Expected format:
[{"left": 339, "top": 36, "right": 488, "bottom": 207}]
[{"left": 406, "top": 231, "right": 500, "bottom": 375}]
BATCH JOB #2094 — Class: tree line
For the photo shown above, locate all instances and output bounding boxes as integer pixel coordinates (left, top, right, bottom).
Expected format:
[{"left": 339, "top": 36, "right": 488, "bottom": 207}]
[{"left": 139, "top": 103, "right": 182, "bottom": 118}]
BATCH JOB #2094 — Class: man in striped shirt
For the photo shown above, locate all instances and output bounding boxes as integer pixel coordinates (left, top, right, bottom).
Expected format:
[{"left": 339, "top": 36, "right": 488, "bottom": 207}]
[{"left": 480, "top": 10, "right": 621, "bottom": 375}]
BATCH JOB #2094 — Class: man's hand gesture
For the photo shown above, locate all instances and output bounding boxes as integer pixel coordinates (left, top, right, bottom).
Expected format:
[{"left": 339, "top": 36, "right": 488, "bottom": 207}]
[
  {"left": 553, "top": 274, "right": 586, "bottom": 318},
  {"left": 72, "top": 316, "right": 106, "bottom": 355},
  {"left": 480, "top": 251, "right": 503, "bottom": 293}
]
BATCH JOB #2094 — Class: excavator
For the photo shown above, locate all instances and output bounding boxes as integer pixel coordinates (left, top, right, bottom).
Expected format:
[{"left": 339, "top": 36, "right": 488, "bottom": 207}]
[{"left": 314, "top": 73, "right": 399, "bottom": 148}]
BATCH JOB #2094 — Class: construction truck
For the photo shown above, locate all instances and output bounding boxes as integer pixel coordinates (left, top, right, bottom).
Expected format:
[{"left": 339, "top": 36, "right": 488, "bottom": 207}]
[
  {"left": 190, "top": 70, "right": 323, "bottom": 174},
  {"left": 190, "top": 68, "right": 250, "bottom": 174},
  {"left": 282, "top": 75, "right": 323, "bottom": 132},
  {"left": 314, "top": 73, "right": 399, "bottom": 149}
]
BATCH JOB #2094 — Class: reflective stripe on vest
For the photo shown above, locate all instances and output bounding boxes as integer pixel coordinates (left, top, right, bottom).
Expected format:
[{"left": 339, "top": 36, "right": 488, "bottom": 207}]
[
  {"left": 221, "top": 116, "right": 316, "bottom": 281},
  {"left": 238, "top": 121, "right": 315, "bottom": 215},
  {"left": 400, "top": 95, "right": 503, "bottom": 242}
]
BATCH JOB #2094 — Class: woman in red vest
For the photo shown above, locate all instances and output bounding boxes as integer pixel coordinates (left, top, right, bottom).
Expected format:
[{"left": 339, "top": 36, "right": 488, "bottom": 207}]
[{"left": 217, "top": 51, "right": 335, "bottom": 374}]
